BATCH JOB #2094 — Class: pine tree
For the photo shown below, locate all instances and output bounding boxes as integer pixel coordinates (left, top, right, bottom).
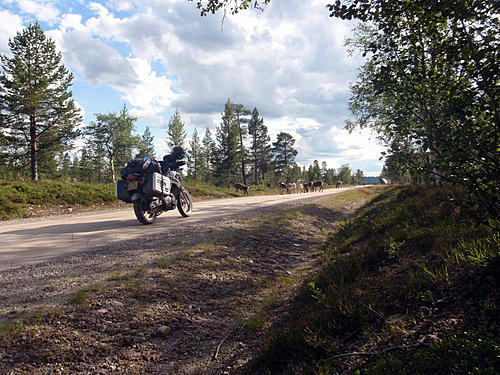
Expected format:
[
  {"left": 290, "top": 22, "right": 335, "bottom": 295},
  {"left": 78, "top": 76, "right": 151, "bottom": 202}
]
[
  {"left": 60, "top": 152, "right": 71, "bottom": 179},
  {"left": 0, "top": 23, "right": 82, "bottom": 181},
  {"left": 187, "top": 128, "right": 205, "bottom": 182},
  {"left": 272, "top": 132, "right": 298, "bottom": 182},
  {"left": 70, "top": 155, "right": 79, "bottom": 181},
  {"left": 135, "top": 126, "right": 156, "bottom": 160},
  {"left": 213, "top": 99, "right": 239, "bottom": 186},
  {"left": 202, "top": 127, "right": 216, "bottom": 184},
  {"left": 86, "top": 105, "right": 139, "bottom": 183},
  {"left": 234, "top": 104, "right": 251, "bottom": 185},
  {"left": 248, "top": 107, "right": 272, "bottom": 185},
  {"left": 166, "top": 109, "right": 186, "bottom": 150},
  {"left": 311, "top": 160, "right": 322, "bottom": 181},
  {"left": 79, "top": 149, "right": 93, "bottom": 183}
]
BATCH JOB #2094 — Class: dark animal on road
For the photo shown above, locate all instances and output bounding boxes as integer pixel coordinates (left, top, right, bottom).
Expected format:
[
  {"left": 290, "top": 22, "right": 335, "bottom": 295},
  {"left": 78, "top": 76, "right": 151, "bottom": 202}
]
[
  {"left": 279, "top": 182, "right": 288, "bottom": 194},
  {"left": 304, "top": 181, "right": 312, "bottom": 193},
  {"left": 232, "top": 181, "right": 249, "bottom": 195},
  {"left": 312, "top": 180, "right": 323, "bottom": 192},
  {"left": 336, "top": 181, "right": 343, "bottom": 188}
]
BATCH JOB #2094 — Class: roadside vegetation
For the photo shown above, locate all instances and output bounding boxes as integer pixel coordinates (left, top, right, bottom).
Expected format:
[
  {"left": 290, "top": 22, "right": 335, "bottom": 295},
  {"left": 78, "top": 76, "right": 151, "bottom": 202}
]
[
  {"left": 0, "top": 179, "right": 309, "bottom": 221},
  {"left": 243, "top": 185, "right": 499, "bottom": 374}
]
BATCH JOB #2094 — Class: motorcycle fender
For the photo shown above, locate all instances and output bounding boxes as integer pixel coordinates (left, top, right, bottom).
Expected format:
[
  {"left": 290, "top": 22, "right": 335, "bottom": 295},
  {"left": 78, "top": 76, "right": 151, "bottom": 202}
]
[{"left": 131, "top": 193, "right": 142, "bottom": 202}]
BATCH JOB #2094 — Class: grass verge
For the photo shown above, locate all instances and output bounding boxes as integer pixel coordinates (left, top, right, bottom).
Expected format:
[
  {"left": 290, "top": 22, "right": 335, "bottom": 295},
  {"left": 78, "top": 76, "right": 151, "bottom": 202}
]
[{"left": 243, "top": 185, "right": 499, "bottom": 374}]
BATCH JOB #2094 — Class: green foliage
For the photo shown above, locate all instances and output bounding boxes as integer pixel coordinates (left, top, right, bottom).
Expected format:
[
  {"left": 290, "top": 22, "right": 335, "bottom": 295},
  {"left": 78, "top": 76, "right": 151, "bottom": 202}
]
[
  {"left": 0, "top": 22, "right": 82, "bottom": 181},
  {"left": 245, "top": 185, "right": 499, "bottom": 374},
  {"left": 368, "top": 331, "right": 500, "bottom": 375},
  {"left": 336, "top": 0, "right": 499, "bottom": 216},
  {"left": 69, "top": 289, "right": 89, "bottom": 309},
  {"left": 85, "top": 105, "right": 140, "bottom": 183},
  {"left": 187, "top": 128, "right": 205, "bottom": 182},
  {"left": 0, "top": 180, "right": 116, "bottom": 220},
  {"left": 166, "top": 108, "right": 186, "bottom": 150},
  {"left": 213, "top": 99, "right": 241, "bottom": 186},
  {"left": 272, "top": 132, "right": 298, "bottom": 182},
  {"left": 135, "top": 126, "right": 156, "bottom": 160},
  {"left": 201, "top": 127, "right": 216, "bottom": 184},
  {"left": 248, "top": 107, "right": 272, "bottom": 185}
]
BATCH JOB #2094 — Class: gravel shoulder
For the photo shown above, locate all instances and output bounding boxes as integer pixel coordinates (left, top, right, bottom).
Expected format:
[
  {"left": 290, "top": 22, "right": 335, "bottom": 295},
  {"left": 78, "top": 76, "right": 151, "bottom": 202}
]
[{"left": 0, "top": 191, "right": 368, "bottom": 375}]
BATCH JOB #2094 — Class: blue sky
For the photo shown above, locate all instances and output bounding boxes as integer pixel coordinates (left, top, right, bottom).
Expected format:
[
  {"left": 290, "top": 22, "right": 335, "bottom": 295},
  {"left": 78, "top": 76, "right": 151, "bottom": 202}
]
[{"left": 0, "top": 0, "right": 385, "bottom": 176}]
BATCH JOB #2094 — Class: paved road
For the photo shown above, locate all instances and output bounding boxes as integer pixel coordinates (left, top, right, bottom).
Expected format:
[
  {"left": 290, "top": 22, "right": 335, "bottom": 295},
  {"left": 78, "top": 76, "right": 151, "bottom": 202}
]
[{"left": 0, "top": 187, "right": 361, "bottom": 271}]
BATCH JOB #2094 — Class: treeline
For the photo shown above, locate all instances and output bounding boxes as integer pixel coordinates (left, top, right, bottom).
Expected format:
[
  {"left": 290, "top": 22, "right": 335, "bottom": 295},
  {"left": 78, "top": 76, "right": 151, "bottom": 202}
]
[
  {"left": 0, "top": 99, "right": 365, "bottom": 187},
  {"left": 0, "top": 23, "right": 365, "bottom": 188}
]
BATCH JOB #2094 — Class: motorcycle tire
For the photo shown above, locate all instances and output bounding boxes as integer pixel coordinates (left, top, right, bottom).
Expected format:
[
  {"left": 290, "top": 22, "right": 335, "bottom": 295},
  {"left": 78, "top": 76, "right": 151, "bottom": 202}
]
[
  {"left": 177, "top": 187, "right": 193, "bottom": 217},
  {"left": 133, "top": 199, "right": 157, "bottom": 225}
]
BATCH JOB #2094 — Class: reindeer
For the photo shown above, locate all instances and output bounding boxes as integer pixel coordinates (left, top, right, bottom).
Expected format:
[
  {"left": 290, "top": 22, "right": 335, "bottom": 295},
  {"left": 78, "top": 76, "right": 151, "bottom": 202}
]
[
  {"left": 312, "top": 180, "right": 324, "bottom": 192},
  {"left": 336, "top": 181, "right": 343, "bottom": 188},
  {"left": 287, "top": 182, "right": 297, "bottom": 194},
  {"left": 304, "top": 181, "right": 312, "bottom": 193},
  {"left": 279, "top": 181, "right": 288, "bottom": 194},
  {"left": 232, "top": 181, "right": 249, "bottom": 195},
  {"left": 296, "top": 179, "right": 305, "bottom": 193}
]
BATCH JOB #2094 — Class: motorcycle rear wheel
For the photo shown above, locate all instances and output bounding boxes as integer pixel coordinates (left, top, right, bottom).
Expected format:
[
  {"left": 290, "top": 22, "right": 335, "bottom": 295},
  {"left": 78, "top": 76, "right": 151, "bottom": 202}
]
[
  {"left": 133, "top": 199, "right": 157, "bottom": 225},
  {"left": 177, "top": 188, "right": 192, "bottom": 217}
]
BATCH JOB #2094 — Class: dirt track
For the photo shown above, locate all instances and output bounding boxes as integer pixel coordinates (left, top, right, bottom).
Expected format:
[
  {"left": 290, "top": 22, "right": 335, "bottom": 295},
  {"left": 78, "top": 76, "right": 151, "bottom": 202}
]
[
  {"left": 0, "top": 187, "right": 359, "bottom": 271},
  {"left": 0, "top": 186, "right": 368, "bottom": 375}
]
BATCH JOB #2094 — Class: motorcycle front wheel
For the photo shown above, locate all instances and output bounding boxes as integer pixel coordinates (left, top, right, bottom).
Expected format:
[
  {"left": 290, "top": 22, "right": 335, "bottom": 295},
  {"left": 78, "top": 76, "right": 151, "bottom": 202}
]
[
  {"left": 133, "top": 199, "right": 157, "bottom": 225},
  {"left": 177, "top": 187, "right": 193, "bottom": 217}
]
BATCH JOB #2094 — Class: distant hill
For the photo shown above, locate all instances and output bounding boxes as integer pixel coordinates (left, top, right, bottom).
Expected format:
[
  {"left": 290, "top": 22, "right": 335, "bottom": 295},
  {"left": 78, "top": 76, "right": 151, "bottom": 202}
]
[{"left": 364, "top": 176, "right": 380, "bottom": 184}]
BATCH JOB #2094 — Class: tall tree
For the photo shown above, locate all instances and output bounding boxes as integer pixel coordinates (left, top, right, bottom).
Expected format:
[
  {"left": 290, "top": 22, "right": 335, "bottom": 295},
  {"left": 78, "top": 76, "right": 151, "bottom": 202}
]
[
  {"left": 86, "top": 105, "right": 139, "bottom": 183},
  {"left": 321, "top": 161, "right": 328, "bottom": 182},
  {"left": 213, "top": 99, "right": 240, "bottom": 186},
  {"left": 333, "top": 0, "right": 499, "bottom": 215},
  {"left": 338, "top": 164, "right": 352, "bottom": 185},
  {"left": 187, "top": 128, "right": 205, "bottom": 182},
  {"left": 135, "top": 126, "right": 156, "bottom": 160},
  {"left": 0, "top": 22, "right": 82, "bottom": 181},
  {"left": 354, "top": 169, "right": 364, "bottom": 185},
  {"left": 234, "top": 103, "right": 251, "bottom": 185},
  {"left": 248, "top": 107, "right": 272, "bottom": 185},
  {"left": 79, "top": 148, "right": 93, "bottom": 183},
  {"left": 272, "top": 132, "right": 298, "bottom": 182},
  {"left": 166, "top": 109, "right": 186, "bottom": 150},
  {"left": 202, "top": 127, "right": 216, "bottom": 184}
]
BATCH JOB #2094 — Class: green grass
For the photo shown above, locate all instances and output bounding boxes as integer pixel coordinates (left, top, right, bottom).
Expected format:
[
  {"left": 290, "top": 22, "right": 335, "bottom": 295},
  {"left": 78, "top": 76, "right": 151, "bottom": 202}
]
[
  {"left": 244, "top": 185, "right": 499, "bottom": 374},
  {"left": 68, "top": 289, "right": 89, "bottom": 309}
]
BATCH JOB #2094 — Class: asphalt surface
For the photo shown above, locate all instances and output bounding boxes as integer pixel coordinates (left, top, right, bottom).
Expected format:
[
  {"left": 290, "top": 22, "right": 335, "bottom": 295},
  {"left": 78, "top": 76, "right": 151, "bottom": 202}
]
[{"left": 0, "top": 187, "right": 360, "bottom": 271}]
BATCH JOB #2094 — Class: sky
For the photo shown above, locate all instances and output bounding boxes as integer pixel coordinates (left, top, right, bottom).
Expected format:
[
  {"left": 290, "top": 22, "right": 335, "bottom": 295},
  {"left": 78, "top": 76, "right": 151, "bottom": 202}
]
[{"left": 0, "top": 0, "right": 386, "bottom": 176}]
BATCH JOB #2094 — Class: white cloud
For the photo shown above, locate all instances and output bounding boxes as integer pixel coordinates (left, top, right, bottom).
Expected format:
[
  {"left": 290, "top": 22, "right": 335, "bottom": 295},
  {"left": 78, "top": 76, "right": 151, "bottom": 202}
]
[
  {"left": 0, "top": 0, "right": 384, "bottom": 175},
  {"left": 14, "top": 0, "right": 59, "bottom": 25},
  {"left": 0, "top": 10, "right": 23, "bottom": 55}
]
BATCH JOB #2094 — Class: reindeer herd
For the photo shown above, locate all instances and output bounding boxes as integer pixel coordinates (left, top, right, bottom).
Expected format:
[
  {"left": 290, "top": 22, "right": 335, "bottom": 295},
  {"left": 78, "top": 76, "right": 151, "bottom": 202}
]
[
  {"left": 279, "top": 179, "right": 324, "bottom": 194},
  {"left": 231, "top": 178, "right": 344, "bottom": 196}
]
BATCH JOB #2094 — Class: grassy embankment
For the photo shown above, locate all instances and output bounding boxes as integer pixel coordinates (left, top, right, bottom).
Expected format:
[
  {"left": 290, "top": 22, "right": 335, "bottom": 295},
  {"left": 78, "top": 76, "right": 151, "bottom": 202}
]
[
  {"left": 0, "top": 179, "right": 283, "bottom": 221},
  {"left": 243, "top": 185, "right": 499, "bottom": 374}
]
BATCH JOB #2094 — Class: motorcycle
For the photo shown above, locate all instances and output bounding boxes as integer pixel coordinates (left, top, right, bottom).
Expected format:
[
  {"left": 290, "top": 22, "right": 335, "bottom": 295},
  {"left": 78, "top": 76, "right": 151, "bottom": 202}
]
[{"left": 115, "top": 157, "right": 193, "bottom": 225}]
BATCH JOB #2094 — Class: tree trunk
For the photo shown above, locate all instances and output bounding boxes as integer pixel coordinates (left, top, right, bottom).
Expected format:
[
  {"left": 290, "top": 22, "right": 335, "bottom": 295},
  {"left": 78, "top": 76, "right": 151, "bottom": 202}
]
[
  {"left": 110, "top": 154, "right": 116, "bottom": 183},
  {"left": 238, "top": 126, "right": 246, "bottom": 185},
  {"left": 254, "top": 158, "right": 258, "bottom": 185},
  {"left": 30, "top": 114, "right": 38, "bottom": 181}
]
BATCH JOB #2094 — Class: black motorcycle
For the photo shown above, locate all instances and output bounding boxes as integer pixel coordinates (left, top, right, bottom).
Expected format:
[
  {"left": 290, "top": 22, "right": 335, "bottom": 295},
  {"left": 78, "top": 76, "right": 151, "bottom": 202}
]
[{"left": 115, "top": 156, "right": 193, "bottom": 225}]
